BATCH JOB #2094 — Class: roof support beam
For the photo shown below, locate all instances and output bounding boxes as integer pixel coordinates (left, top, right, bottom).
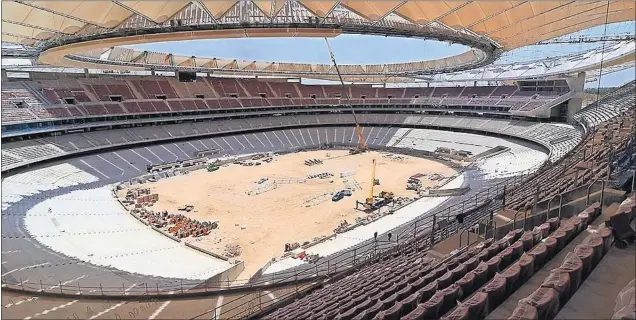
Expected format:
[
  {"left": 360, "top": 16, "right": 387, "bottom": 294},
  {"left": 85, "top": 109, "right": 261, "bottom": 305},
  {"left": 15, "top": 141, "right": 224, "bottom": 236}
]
[
  {"left": 113, "top": 1, "right": 159, "bottom": 25},
  {"left": 372, "top": 1, "right": 408, "bottom": 25},
  {"left": 13, "top": 0, "right": 105, "bottom": 30},
  {"left": 269, "top": 0, "right": 276, "bottom": 21},
  {"left": 320, "top": 1, "right": 341, "bottom": 24},
  {"left": 1, "top": 32, "right": 38, "bottom": 41},
  {"left": 1, "top": 19, "right": 62, "bottom": 34},
  {"left": 193, "top": 0, "right": 219, "bottom": 24}
]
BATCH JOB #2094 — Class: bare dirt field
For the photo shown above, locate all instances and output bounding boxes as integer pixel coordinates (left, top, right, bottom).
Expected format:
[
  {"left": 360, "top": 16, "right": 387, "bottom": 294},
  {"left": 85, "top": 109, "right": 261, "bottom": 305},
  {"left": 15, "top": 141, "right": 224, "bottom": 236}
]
[{"left": 134, "top": 150, "right": 456, "bottom": 278}]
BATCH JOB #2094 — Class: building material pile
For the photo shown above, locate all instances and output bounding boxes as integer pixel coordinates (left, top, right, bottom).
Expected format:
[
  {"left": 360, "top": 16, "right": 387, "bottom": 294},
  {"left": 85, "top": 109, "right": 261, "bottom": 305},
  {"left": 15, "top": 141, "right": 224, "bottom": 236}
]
[
  {"left": 124, "top": 188, "right": 159, "bottom": 205},
  {"left": 132, "top": 207, "right": 218, "bottom": 239},
  {"left": 224, "top": 244, "right": 242, "bottom": 257},
  {"left": 304, "top": 159, "right": 323, "bottom": 166},
  {"left": 333, "top": 220, "right": 351, "bottom": 234},
  {"left": 284, "top": 242, "right": 301, "bottom": 252},
  {"left": 307, "top": 172, "right": 333, "bottom": 179},
  {"left": 167, "top": 214, "right": 218, "bottom": 238}
]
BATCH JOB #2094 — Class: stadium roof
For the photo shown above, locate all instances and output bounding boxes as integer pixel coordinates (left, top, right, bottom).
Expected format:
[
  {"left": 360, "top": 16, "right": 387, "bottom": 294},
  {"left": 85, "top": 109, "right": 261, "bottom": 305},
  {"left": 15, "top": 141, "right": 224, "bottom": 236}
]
[
  {"left": 3, "top": 1, "right": 635, "bottom": 48},
  {"left": 2, "top": 1, "right": 634, "bottom": 79}
]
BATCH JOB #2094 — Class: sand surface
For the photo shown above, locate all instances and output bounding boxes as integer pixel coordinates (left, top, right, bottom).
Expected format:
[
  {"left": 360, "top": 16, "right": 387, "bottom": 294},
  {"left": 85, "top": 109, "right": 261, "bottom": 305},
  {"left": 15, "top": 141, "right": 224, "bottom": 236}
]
[{"left": 128, "top": 150, "right": 455, "bottom": 278}]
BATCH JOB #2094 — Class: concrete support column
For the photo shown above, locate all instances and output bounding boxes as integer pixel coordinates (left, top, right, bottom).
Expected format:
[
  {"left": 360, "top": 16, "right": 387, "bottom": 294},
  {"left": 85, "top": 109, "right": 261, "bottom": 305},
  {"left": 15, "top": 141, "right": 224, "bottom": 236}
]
[
  {"left": 1, "top": 69, "right": 7, "bottom": 81},
  {"left": 84, "top": 68, "right": 89, "bottom": 78},
  {"left": 565, "top": 71, "right": 586, "bottom": 121}
]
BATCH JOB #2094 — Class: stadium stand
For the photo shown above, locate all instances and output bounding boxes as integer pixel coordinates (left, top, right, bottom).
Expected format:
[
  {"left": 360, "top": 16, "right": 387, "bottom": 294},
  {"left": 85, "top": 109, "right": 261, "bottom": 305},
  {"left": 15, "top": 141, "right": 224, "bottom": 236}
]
[
  {"left": 262, "top": 196, "right": 625, "bottom": 320},
  {"left": 1, "top": 77, "right": 577, "bottom": 129},
  {"left": 574, "top": 80, "right": 636, "bottom": 128},
  {"left": 1, "top": 82, "right": 43, "bottom": 107},
  {"left": 0, "top": 114, "right": 581, "bottom": 172}
]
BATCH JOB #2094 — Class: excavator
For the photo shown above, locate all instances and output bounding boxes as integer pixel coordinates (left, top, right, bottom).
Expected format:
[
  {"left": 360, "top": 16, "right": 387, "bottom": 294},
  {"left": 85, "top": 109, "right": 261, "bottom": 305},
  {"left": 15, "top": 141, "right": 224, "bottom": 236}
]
[
  {"left": 324, "top": 38, "right": 368, "bottom": 155},
  {"left": 356, "top": 158, "right": 394, "bottom": 211}
]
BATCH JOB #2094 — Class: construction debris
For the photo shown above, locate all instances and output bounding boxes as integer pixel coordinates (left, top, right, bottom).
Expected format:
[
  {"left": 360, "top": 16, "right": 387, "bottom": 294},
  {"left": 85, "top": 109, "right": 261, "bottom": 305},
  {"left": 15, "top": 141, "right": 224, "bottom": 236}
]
[
  {"left": 224, "top": 244, "right": 242, "bottom": 257},
  {"left": 133, "top": 208, "right": 218, "bottom": 239},
  {"left": 284, "top": 242, "right": 301, "bottom": 252},
  {"left": 333, "top": 220, "right": 350, "bottom": 234},
  {"left": 307, "top": 172, "right": 333, "bottom": 179}
]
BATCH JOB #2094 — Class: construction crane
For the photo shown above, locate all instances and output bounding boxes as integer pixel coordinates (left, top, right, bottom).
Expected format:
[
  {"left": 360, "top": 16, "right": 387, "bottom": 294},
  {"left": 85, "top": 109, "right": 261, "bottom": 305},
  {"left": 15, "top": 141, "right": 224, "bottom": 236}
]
[
  {"left": 356, "top": 158, "right": 394, "bottom": 211},
  {"left": 324, "top": 38, "right": 368, "bottom": 154},
  {"left": 366, "top": 158, "right": 377, "bottom": 206}
]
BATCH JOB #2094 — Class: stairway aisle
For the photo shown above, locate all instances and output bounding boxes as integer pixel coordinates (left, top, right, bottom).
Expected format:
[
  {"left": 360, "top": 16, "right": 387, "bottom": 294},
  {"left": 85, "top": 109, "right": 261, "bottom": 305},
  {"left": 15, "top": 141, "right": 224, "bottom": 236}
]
[
  {"left": 555, "top": 242, "right": 635, "bottom": 319},
  {"left": 486, "top": 204, "right": 619, "bottom": 320}
]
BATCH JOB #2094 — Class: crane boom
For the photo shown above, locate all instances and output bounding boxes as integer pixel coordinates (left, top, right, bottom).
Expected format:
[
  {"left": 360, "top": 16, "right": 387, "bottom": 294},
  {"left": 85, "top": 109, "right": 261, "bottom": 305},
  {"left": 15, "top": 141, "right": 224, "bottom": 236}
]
[
  {"left": 324, "top": 38, "right": 368, "bottom": 151},
  {"left": 367, "top": 158, "right": 376, "bottom": 204}
]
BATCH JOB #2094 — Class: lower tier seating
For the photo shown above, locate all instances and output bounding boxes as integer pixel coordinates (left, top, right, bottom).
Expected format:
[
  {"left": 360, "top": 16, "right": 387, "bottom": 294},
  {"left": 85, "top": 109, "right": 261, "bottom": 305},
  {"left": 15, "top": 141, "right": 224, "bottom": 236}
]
[{"left": 264, "top": 194, "right": 636, "bottom": 320}]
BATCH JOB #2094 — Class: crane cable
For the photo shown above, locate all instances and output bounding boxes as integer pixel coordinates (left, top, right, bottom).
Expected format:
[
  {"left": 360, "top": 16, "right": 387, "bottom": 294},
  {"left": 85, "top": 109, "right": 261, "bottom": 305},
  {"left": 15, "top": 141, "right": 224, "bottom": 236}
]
[{"left": 324, "top": 38, "right": 361, "bottom": 126}]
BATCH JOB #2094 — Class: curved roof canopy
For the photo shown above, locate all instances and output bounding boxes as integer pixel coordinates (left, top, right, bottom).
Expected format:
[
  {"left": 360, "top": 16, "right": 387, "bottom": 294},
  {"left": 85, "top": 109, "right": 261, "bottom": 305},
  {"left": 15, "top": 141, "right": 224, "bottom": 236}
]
[{"left": 2, "top": 1, "right": 635, "bottom": 78}]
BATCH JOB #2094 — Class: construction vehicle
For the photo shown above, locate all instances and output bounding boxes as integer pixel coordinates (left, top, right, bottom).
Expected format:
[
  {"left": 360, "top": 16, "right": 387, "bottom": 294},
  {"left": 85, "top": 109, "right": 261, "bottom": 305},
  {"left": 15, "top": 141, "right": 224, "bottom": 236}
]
[
  {"left": 356, "top": 158, "right": 394, "bottom": 210},
  {"left": 379, "top": 191, "right": 395, "bottom": 201},
  {"left": 349, "top": 123, "right": 368, "bottom": 155},
  {"left": 324, "top": 38, "right": 368, "bottom": 155},
  {"left": 178, "top": 205, "right": 194, "bottom": 212}
]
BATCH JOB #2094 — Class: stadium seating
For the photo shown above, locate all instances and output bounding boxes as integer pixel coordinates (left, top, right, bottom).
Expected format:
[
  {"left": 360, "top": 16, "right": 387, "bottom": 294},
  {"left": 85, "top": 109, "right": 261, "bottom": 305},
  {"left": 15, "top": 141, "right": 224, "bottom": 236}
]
[
  {"left": 263, "top": 187, "right": 630, "bottom": 320},
  {"left": 267, "top": 81, "right": 301, "bottom": 97},
  {"left": 80, "top": 79, "right": 137, "bottom": 101},
  {"left": 574, "top": 80, "right": 636, "bottom": 128},
  {"left": 168, "top": 77, "right": 218, "bottom": 98},
  {"left": 33, "top": 79, "right": 92, "bottom": 103},
  {"left": 1, "top": 77, "right": 577, "bottom": 127},
  {"left": 504, "top": 107, "right": 634, "bottom": 212},
  {"left": 1, "top": 82, "right": 43, "bottom": 107},
  {"left": 129, "top": 79, "right": 180, "bottom": 99}
]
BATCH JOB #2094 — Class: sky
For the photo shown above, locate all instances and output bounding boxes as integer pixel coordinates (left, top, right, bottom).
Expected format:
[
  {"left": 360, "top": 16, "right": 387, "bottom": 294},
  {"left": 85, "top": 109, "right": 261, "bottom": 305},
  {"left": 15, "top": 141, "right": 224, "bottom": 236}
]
[
  {"left": 126, "top": 35, "right": 468, "bottom": 65},
  {"left": 129, "top": 32, "right": 635, "bottom": 88}
]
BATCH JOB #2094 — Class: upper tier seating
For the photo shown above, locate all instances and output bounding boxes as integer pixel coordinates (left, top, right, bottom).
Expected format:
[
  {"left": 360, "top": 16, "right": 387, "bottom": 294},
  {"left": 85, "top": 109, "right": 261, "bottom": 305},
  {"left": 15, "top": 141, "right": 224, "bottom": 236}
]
[
  {"left": 1, "top": 82, "right": 43, "bottom": 107},
  {"left": 80, "top": 79, "right": 137, "bottom": 101},
  {"left": 403, "top": 87, "right": 433, "bottom": 98},
  {"left": 239, "top": 78, "right": 276, "bottom": 97},
  {"left": 432, "top": 86, "right": 463, "bottom": 97},
  {"left": 1, "top": 107, "right": 38, "bottom": 123},
  {"left": 461, "top": 86, "right": 496, "bottom": 97},
  {"left": 129, "top": 79, "right": 179, "bottom": 99},
  {"left": 33, "top": 79, "right": 92, "bottom": 104},
  {"left": 168, "top": 77, "right": 218, "bottom": 98},
  {"left": 490, "top": 86, "right": 518, "bottom": 98},
  {"left": 267, "top": 81, "right": 301, "bottom": 97},
  {"left": 1, "top": 78, "right": 572, "bottom": 126},
  {"left": 348, "top": 86, "right": 377, "bottom": 99},
  {"left": 207, "top": 78, "right": 248, "bottom": 97},
  {"left": 29, "top": 106, "right": 84, "bottom": 119}
]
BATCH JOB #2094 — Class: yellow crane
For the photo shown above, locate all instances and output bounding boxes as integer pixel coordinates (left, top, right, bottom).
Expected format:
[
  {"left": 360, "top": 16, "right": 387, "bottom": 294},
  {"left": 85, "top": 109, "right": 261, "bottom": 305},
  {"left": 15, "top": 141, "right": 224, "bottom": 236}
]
[
  {"left": 356, "top": 158, "right": 394, "bottom": 210},
  {"left": 365, "top": 158, "right": 377, "bottom": 206}
]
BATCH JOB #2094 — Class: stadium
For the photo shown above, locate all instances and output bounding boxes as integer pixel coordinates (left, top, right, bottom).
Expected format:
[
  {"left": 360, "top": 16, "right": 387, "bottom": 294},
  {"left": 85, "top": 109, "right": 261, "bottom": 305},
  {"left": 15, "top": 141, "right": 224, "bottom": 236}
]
[{"left": 0, "top": 1, "right": 635, "bottom": 319}]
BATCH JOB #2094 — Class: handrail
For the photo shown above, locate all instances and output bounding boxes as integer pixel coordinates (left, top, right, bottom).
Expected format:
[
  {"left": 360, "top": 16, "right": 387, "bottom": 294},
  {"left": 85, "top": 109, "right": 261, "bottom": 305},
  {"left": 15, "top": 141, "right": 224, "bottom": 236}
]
[
  {"left": 458, "top": 229, "right": 471, "bottom": 249},
  {"left": 546, "top": 193, "right": 563, "bottom": 222},
  {"left": 477, "top": 218, "right": 496, "bottom": 240},
  {"left": 586, "top": 178, "right": 606, "bottom": 205},
  {"left": 512, "top": 209, "right": 528, "bottom": 231}
]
